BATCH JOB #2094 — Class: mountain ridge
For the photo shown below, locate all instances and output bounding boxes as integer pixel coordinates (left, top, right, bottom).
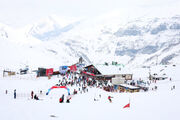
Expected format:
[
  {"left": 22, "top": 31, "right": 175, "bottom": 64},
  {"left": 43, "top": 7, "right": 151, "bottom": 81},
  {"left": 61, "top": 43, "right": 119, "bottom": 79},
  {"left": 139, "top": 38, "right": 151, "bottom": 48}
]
[{"left": 0, "top": 15, "right": 180, "bottom": 69}]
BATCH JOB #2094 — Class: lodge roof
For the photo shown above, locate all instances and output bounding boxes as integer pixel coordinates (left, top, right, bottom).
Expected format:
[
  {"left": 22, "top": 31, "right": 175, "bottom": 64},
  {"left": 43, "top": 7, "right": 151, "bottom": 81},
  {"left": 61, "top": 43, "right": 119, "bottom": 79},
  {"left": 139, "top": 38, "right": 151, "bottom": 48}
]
[
  {"left": 94, "top": 64, "right": 132, "bottom": 75},
  {"left": 117, "top": 84, "right": 140, "bottom": 89}
]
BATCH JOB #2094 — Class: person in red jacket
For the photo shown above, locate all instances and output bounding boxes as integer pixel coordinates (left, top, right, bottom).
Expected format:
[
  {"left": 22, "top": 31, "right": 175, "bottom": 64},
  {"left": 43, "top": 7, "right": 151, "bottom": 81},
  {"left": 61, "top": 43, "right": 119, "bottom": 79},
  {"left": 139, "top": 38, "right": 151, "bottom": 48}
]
[
  {"left": 59, "top": 98, "right": 63, "bottom": 103},
  {"left": 108, "top": 96, "right": 113, "bottom": 103}
]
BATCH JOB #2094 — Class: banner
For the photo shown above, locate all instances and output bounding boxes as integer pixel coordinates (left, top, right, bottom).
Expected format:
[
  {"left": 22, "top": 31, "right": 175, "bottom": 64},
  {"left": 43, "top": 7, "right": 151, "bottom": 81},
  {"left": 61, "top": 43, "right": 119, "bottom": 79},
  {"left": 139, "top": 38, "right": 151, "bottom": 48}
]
[
  {"left": 69, "top": 64, "right": 77, "bottom": 72},
  {"left": 59, "top": 66, "right": 68, "bottom": 74},
  {"left": 46, "top": 68, "right": 53, "bottom": 76}
]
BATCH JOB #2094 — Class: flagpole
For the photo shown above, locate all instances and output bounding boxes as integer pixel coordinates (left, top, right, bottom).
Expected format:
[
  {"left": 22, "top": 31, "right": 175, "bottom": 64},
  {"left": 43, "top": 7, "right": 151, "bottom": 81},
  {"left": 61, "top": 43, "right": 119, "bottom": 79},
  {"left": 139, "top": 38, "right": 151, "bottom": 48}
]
[{"left": 129, "top": 96, "right": 131, "bottom": 108}]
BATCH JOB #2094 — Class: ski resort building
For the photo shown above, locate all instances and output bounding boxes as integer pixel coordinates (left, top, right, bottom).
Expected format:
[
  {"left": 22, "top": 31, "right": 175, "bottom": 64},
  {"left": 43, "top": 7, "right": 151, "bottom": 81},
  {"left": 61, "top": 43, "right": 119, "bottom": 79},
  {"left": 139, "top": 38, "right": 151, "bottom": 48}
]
[
  {"left": 116, "top": 84, "right": 140, "bottom": 93},
  {"left": 81, "top": 64, "right": 133, "bottom": 82}
]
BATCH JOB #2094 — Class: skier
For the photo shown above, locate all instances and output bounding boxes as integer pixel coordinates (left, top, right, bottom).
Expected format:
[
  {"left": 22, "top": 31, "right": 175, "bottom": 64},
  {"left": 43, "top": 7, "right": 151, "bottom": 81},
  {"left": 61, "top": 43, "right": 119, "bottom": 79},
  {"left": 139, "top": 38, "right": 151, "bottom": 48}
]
[
  {"left": 59, "top": 98, "right": 63, "bottom": 103},
  {"left": 60, "top": 94, "right": 64, "bottom": 103},
  {"left": 14, "top": 89, "right": 16, "bottom": 99},
  {"left": 108, "top": 96, "right": 113, "bottom": 103},
  {"left": 66, "top": 96, "right": 71, "bottom": 103}
]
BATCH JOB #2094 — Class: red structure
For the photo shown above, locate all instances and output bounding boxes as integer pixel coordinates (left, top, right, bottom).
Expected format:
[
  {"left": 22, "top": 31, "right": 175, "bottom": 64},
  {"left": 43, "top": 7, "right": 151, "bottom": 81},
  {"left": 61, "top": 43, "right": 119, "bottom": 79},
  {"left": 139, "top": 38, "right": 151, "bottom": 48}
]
[{"left": 69, "top": 64, "right": 77, "bottom": 72}]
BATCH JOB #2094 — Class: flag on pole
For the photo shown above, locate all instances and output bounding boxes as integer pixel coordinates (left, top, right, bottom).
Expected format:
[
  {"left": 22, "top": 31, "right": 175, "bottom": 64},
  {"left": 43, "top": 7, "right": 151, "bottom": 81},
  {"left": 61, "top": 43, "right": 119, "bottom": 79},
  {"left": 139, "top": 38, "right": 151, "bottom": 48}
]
[
  {"left": 123, "top": 97, "right": 130, "bottom": 108},
  {"left": 123, "top": 103, "right": 130, "bottom": 108}
]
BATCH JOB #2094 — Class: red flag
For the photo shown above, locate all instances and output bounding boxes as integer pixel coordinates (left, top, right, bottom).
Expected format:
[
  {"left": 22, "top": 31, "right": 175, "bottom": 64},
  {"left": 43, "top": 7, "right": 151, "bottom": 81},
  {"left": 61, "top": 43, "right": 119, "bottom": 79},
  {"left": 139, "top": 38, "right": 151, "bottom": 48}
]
[{"left": 123, "top": 103, "right": 130, "bottom": 108}]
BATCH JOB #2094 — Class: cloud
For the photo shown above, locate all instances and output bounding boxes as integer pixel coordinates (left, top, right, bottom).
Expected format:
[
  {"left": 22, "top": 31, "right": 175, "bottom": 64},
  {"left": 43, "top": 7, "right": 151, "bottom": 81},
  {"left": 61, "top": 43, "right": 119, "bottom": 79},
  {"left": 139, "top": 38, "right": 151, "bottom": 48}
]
[{"left": 0, "top": 0, "right": 179, "bottom": 27}]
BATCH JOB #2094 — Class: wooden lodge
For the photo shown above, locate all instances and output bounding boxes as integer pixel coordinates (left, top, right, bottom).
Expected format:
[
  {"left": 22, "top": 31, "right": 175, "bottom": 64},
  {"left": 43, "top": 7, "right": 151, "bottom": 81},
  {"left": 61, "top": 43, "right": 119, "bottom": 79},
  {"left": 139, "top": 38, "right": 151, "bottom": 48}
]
[
  {"left": 3, "top": 70, "right": 16, "bottom": 77},
  {"left": 149, "top": 73, "right": 168, "bottom": 80},
  {"left": 81, "top": 64, "right": 133, "bottom": 81},
  {"left": 116, "top": 84, "right": 140, "bottom": 93}
]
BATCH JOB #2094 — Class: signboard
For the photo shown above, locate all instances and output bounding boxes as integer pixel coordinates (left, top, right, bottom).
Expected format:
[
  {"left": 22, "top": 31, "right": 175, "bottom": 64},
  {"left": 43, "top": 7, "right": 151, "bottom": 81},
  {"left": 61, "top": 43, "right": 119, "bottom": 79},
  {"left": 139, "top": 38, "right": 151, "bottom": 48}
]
[
  {"left": 46, "top": 68, "right": 53, "bottom": 76},
  {"left": 59, "top": 66, "right": 68, "bottom": 74},
  {"left": 69, "top": 64, "right": 77, "bottom": 72}
]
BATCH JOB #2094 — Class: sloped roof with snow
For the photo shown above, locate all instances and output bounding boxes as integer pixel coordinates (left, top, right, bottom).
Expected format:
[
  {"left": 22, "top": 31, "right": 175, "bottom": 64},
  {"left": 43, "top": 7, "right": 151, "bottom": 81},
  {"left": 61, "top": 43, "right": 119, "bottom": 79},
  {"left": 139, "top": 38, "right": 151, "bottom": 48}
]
[
  {"left": 94, "top": 64, "right": 132, "bottom": 75},
  {"left": 118, "top": 84, "right": 140, "bottom": 89}
]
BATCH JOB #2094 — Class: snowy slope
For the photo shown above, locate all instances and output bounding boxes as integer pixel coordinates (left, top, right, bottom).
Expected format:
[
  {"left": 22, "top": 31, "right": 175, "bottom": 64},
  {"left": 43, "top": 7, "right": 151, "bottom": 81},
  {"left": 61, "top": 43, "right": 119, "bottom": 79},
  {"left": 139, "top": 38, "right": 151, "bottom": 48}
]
[{"left": 0, "top": 65, "right": 179, "bottom": 120}]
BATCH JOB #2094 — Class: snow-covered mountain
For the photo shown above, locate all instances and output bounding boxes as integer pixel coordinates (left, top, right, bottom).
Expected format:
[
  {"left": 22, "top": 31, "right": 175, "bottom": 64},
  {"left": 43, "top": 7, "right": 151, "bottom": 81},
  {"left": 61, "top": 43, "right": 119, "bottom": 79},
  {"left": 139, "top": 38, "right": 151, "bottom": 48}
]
[
  {"left": 0, "top": 15, "right": 180, "bottom": 69},
  {"left": 27, "top": 16, "right": 81, "bottom": 41},
  {"left": 112, "top": 15, "right": 180, "bottom": 66}
]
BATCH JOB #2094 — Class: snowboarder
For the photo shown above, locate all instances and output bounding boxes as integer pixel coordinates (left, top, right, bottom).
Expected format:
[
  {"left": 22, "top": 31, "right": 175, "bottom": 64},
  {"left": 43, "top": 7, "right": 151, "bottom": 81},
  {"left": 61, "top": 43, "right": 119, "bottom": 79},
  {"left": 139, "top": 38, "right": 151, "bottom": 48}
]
[
  {"left": 31, "top": 91, "right": 34, "bottom": 99},
  {"left": 59, "top": 98, "right": 63, "bottom": 103},
  {"left": 108, "top": 96, "right": 113, "bottom": 103},
  {"left": 14, "top": 89, "right": 16, "bottom": 99}
]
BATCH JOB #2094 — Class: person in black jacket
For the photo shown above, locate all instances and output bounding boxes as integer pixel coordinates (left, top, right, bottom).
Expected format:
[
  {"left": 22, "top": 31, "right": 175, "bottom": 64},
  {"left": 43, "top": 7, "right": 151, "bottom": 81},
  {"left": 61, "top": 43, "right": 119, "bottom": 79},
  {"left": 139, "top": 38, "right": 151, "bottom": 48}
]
[
  {"left": 34, "top": 94, "right": 39, "bottom": 100},
  {"left": 14, "top": 89, "right": 16, "bottom": 99},
  {"left": 61, "top": 94, "right": 64, "bottom": 102}
]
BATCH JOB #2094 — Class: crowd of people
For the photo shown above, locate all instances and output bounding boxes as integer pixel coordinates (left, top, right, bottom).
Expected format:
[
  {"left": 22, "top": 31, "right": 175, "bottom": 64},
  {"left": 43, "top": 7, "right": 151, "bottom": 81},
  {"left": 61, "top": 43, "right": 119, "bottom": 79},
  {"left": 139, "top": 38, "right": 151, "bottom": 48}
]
[{"left": 4, "top": 71, "right": 175, "bottom": 104}]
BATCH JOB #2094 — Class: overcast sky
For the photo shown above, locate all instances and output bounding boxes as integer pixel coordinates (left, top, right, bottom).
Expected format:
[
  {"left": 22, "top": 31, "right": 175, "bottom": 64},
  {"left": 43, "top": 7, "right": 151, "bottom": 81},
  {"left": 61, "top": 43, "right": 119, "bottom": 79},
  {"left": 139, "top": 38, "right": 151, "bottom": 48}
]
[{"left": 0, "top": 0, "right": 180, "bottom": 28}]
